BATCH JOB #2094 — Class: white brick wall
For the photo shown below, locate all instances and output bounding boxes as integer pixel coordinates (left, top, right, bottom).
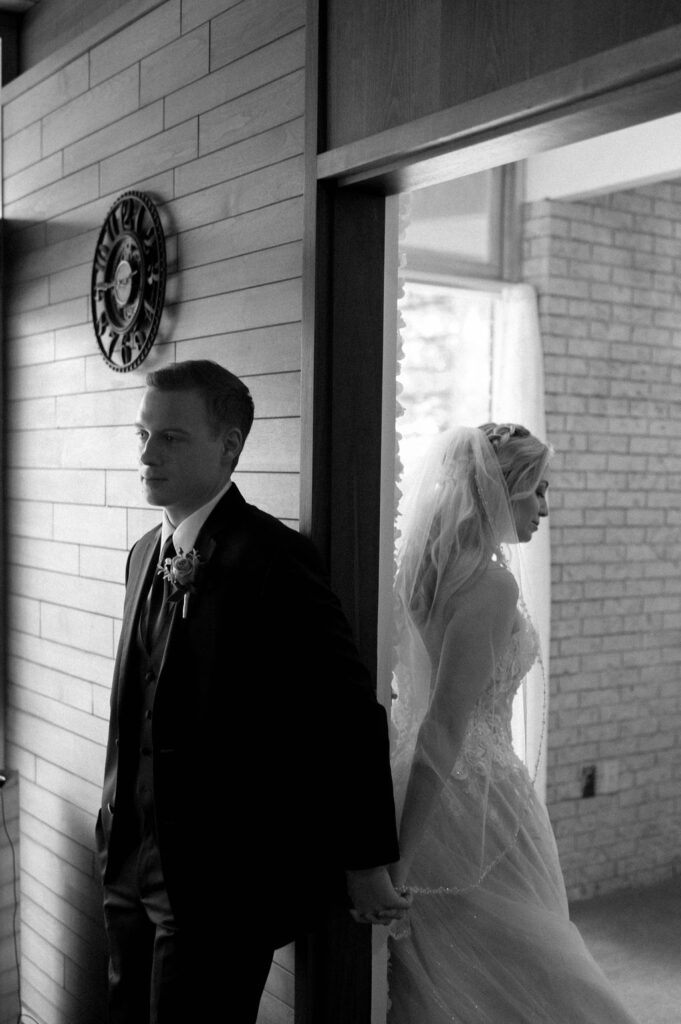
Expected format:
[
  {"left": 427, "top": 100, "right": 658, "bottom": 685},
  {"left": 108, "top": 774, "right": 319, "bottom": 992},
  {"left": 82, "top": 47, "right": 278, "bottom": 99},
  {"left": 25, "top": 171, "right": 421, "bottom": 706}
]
[
  {"left": 523, "top": 184, "right": 681, "bottom": 901},
  {"left": 2, "top": 0, "right": 303, "bottom": 1019}
]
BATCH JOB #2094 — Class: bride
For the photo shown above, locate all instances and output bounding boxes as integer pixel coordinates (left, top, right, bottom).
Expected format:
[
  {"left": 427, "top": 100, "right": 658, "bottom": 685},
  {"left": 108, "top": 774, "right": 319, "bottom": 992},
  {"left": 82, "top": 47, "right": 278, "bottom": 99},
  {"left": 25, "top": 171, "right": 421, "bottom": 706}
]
[{"left": 388, "top": 423, "right": 638, "bottom": 1023}]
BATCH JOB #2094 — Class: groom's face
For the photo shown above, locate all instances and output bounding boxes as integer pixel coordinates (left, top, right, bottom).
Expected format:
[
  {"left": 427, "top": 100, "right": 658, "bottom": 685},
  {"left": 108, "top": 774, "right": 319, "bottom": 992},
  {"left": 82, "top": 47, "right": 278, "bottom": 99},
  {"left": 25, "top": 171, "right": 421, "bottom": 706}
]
[{"left": 135, "top": 386, "right": 236, "bottom": 524}]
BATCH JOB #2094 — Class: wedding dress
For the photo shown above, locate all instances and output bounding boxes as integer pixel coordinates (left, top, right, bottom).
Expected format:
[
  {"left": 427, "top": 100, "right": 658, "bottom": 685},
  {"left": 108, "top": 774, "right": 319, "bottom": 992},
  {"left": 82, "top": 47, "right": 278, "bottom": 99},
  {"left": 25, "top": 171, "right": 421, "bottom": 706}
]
[
  {"left": 387, "top": 425, "right": 638, "bottom": 1023},
  {"left": 388, "top": 602, "right": 638, "bottom": 1024}
]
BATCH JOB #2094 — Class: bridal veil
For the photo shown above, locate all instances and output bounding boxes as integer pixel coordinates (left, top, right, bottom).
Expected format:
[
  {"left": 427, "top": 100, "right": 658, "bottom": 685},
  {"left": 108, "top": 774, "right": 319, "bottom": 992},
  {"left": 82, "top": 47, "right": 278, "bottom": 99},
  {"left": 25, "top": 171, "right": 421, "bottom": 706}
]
[{"left": 390, "top": 424, "right": 548, "bottom": 893}]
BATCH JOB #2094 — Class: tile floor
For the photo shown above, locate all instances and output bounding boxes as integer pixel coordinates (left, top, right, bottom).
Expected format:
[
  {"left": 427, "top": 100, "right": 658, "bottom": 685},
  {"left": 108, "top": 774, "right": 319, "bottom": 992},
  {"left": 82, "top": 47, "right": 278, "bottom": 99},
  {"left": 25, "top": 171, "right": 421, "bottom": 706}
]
[{"left": 570, "top": 874, "right": 681, "bottom": 1024}]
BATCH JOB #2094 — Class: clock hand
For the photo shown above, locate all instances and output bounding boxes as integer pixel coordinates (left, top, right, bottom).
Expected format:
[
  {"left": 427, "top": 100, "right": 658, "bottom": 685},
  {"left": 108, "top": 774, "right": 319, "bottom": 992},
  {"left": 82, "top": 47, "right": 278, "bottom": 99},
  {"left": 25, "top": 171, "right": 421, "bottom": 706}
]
[{"left": 95, "top": 268, "right": 139, "bottom": 292}]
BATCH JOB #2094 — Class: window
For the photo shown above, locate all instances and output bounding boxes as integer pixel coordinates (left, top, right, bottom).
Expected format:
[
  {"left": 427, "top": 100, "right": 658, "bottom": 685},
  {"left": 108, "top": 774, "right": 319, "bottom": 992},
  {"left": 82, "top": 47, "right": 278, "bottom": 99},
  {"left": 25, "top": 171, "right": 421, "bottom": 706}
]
[
  {"left": 397, "top": 279, "right": 502, "bottom": 486},
  {"left": 379, "top": 175, "right": 549, "bottom": 803}
]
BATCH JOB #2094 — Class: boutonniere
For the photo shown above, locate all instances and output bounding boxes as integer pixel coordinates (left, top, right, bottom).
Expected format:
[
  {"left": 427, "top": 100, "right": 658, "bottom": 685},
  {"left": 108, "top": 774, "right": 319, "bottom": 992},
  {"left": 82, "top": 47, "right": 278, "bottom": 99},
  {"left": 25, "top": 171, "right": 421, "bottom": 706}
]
[{"left": 157, "top": 548, "right": 204, "bottom": 619}]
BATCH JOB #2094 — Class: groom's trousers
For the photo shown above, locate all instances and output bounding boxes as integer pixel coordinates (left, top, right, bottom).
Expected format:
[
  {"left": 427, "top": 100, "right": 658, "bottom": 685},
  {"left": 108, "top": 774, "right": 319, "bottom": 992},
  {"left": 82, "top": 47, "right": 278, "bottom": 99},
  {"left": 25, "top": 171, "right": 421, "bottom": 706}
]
[
  {"left": 103, "top": 837, "right": 276, "bottom": 1023},
  {"left": 102, "top": 616, "right": 276, "bottom": 1023}
]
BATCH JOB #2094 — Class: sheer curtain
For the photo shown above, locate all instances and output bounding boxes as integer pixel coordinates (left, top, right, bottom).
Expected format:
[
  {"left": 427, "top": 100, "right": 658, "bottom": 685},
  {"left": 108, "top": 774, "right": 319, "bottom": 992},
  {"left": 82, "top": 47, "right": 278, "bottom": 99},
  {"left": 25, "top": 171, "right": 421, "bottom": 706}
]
[
  {"left": 492, "top": 283, "right": 550, "bottom": 801},
  {"left": 389, "top": 269, "right": 550, "bottom": 801}
]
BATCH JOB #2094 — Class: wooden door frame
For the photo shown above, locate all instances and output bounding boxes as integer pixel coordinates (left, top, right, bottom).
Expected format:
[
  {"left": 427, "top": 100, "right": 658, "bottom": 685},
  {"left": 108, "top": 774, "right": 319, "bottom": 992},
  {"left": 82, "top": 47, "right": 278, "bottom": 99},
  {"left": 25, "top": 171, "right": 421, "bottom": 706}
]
[{"left": 297, "top": 12, "right": 681, "bottom": 1024}]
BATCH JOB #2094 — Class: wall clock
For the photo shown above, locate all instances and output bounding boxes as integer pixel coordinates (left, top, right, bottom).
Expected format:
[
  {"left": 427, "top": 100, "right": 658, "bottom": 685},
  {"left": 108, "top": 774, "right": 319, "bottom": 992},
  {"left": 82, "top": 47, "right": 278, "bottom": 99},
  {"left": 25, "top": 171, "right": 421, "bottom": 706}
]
[{"left": 91, "top": 190, "right": 167, "bottom": 372}]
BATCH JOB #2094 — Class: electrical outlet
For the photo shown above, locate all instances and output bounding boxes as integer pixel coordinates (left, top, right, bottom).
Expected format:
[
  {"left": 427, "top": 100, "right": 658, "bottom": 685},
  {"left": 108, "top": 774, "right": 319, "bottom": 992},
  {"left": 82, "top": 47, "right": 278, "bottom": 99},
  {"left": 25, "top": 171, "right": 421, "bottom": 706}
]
[{"left": 581, "top": 764, "right": 596, "bottom": 798}]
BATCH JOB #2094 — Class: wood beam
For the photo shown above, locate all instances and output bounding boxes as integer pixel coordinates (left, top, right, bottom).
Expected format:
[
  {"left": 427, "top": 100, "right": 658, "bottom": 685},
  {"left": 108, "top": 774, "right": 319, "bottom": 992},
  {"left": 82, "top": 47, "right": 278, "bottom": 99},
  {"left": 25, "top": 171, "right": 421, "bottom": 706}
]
[{"left": 317, "top": 24, "right": 681, "bottom": 192}]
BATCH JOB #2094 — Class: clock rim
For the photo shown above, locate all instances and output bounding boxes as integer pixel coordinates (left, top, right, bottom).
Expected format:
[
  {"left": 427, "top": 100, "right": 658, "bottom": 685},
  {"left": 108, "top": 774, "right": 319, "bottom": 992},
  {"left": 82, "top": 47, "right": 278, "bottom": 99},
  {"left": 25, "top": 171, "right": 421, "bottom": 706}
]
[{"left": 90, "top": 189, "right": 167, "bottom": 373}]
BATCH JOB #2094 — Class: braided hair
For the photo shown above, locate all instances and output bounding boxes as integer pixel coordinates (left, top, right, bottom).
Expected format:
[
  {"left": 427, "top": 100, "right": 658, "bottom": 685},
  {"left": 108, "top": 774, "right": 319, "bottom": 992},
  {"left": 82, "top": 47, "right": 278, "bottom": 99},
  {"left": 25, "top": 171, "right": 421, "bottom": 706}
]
[{"left": 478, "top": 423, "right": 550, "bottom": 500}]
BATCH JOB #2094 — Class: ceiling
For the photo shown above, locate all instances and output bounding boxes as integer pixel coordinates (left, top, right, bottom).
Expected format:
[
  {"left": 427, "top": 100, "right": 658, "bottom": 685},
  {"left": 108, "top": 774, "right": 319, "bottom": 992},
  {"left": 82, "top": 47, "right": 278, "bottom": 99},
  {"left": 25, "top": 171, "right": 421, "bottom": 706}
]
[
  {"left": 524, "top": 111, "right": 681, "bottom": 201},
  {"left": 0, "top": 2, "right": 38, "bottom": 10},
  {"left": 0, "top": 1, "right": 679, "bottom": 202}
]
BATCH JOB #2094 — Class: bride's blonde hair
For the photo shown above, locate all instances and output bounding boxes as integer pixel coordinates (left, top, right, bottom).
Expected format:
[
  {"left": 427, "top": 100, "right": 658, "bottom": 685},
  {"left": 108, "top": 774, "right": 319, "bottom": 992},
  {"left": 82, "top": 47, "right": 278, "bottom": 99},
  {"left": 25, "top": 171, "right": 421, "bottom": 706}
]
[
  {"left": 478, "top": 423, "right": 551, "bottom": 499},
  {"left": 399, "top": 424, "right": 550, "bottom": 624}
]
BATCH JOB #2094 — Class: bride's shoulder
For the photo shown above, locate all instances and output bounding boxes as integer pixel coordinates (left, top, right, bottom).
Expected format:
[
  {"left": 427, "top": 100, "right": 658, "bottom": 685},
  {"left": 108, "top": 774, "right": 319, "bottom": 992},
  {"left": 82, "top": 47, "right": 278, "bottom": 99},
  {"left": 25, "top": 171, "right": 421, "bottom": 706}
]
[{"left": 462, "top": 562, "right": 519, "bottom": 618}]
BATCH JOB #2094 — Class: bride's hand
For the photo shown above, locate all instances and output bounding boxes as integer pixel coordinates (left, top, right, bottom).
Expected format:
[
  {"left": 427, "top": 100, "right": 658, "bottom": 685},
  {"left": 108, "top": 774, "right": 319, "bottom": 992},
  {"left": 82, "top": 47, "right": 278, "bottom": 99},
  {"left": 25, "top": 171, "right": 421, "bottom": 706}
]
[
  {"left": 389, "top": 858, "right": 411, "bottom": 893},
  {"left": 346, "top": 865, "right": 412, "bottom": 925}
]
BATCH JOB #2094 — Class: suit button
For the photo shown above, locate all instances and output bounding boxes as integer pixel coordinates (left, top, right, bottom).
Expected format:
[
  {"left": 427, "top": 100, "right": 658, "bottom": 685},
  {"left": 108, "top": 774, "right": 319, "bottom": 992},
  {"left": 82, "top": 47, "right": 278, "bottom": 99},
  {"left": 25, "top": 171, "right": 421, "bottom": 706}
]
[
  {"left": 140, "top": 747, "right": 152, "bottom": 756},
  {"left": 145, "top": 710, "right": 152, "bottom": 720},
  {"left": 145, "top": 671, "right": 155, "bottom": 683},
  {"left": 107, "top": 802, "right": 115, "bottom": 814}
]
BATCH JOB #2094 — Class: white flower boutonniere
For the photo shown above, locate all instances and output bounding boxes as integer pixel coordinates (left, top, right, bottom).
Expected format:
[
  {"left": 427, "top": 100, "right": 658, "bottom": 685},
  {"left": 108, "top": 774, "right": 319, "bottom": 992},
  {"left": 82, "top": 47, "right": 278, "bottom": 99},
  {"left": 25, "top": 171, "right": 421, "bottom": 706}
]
[{"left": 158, "top": 548, "right": 203, "bottom": 619}]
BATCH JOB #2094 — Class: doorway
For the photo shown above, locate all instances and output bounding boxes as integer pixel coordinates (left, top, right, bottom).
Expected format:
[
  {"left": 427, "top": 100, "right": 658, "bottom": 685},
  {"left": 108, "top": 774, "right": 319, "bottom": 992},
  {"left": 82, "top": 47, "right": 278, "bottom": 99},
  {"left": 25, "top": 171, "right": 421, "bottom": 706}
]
[{"left": 303, "top": 30, "right": 681, "bottom": 1024}]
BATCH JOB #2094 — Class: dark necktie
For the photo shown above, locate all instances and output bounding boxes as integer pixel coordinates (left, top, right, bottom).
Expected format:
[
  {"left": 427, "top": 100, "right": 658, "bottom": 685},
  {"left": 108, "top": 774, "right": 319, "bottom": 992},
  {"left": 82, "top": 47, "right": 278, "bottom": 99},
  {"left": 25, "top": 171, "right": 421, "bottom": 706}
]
[{"left": 145, "top": 535, "right": 175, "bottom": 649}]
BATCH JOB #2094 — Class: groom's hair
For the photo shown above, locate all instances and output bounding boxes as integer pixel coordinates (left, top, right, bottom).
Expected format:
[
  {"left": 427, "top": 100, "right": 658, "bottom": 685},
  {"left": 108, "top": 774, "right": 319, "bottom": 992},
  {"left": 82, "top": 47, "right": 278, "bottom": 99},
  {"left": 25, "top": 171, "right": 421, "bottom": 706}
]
[{"left": 146, "top": 360, "right": 254, "bottom": 468}]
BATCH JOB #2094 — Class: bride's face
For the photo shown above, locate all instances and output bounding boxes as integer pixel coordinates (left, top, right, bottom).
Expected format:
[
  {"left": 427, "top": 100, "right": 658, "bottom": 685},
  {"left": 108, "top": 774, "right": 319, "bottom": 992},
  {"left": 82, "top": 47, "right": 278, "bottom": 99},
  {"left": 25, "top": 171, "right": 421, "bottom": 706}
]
[{"left": 511, "top": 471, "right": 549, "bottom": 542}]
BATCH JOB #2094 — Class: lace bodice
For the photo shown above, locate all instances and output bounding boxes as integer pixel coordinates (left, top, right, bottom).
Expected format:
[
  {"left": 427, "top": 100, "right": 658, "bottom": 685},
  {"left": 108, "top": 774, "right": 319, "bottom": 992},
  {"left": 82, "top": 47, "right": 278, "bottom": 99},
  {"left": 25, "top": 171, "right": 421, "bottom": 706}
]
[{"left": 453, "top": 609, "right": 540, "bottom": 780}]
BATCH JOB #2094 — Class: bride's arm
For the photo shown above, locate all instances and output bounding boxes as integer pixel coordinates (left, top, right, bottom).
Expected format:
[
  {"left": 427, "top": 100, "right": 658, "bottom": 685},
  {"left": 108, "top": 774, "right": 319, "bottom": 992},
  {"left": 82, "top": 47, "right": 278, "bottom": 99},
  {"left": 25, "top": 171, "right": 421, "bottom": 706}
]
[{"left": 392, "top": 569, "right": 518, "bottom": 887}]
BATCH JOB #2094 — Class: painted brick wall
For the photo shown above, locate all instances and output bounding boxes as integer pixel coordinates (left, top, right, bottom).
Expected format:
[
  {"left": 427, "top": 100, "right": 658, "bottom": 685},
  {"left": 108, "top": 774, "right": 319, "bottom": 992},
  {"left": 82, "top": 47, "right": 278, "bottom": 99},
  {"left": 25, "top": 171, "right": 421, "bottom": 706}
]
[
  {"left": 523, "top": 183, "right": 681, "bottom": 900},
  {"left": 1, "top": 0, "right": 303, "bottom": 1020}
]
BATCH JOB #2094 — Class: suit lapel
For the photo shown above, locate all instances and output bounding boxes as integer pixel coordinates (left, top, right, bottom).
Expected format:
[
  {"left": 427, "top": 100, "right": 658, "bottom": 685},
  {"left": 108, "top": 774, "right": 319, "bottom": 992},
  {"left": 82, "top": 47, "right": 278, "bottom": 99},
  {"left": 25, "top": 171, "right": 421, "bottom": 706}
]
[
  {"left": 130, "top": 530, "right": 162, "bottom": 629},
  {"left": 114, "top": 528, "right": 161, "bottom": 714},
  {"left": 155, "top": 485, "right": 249, "bottom": 678}
]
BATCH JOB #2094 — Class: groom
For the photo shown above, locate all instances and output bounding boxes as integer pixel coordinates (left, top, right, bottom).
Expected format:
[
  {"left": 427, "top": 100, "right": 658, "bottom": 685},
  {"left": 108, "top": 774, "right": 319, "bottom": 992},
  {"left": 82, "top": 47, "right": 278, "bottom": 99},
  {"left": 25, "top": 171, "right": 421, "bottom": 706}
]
[{"left": 96, "top": 359, "right": 409, "bottom": 1022}]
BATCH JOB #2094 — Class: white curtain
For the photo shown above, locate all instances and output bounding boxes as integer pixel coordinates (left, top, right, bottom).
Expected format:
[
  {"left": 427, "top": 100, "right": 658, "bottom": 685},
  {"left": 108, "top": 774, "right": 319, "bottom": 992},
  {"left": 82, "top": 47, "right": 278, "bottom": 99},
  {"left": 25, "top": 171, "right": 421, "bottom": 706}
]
[{"left": 492, "top": 283, "right": 550, "bottom": 802}]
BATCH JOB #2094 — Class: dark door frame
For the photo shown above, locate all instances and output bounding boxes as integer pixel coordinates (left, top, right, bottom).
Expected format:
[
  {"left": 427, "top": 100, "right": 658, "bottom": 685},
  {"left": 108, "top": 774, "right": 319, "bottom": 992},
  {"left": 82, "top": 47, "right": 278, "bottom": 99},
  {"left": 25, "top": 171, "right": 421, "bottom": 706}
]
[{"left": 297, "top": 11, "right": 681, "bottom": 1023}]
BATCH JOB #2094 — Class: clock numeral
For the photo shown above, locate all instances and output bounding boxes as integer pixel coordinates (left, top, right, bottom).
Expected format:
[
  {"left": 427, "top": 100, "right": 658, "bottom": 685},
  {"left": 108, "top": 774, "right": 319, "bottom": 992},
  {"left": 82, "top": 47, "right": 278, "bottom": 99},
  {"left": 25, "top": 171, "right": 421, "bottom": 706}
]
[
  {"left": 95, "top": 243, "right": 111, "bottom": 272},
  {"left": 134, "top": 204, "right": 146, "bottom": 238},
  {"left": 142, "top": 224, "right": 156, "bottom": 252},
  {"left": 120, "top": 199, "right": 134, "bottom": 232},
  {"left": 106, "top": 210, "right": 120, "bottom": 241},
  {"left": 147, "top": 261, "right": 161, "bottom": 284}
]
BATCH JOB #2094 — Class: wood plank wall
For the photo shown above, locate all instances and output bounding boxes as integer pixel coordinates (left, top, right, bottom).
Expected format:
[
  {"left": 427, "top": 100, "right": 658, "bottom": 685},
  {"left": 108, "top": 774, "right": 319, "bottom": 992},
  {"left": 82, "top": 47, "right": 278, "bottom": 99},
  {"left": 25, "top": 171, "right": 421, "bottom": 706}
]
[
  {"left": 0, "top": 773, "right": 20, "bottom": 1024},
  {"left": 324, "top": 0, "right": 681, "bottom": 149},
  {"left": 1, "top": 1, "right": 304, "bottom": 1020},
  {"left": 19, "top": 0, "right": 133, "bottom": 70}
]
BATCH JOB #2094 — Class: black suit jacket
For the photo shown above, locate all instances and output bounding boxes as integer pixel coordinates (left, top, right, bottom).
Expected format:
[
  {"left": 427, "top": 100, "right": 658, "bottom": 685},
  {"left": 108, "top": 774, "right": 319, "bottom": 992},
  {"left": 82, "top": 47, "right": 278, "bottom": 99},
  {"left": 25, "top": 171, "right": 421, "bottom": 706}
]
[{"left": 97, "top": 485, "right": 399, "bottom": 945}]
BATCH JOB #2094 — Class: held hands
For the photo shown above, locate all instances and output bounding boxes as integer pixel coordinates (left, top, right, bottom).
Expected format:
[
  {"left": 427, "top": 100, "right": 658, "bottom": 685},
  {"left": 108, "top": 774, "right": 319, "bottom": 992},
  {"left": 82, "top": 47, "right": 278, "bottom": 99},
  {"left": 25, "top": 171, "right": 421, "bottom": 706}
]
[
  {"left": 345, "top": 865, "right": 412, "bottom": 926},
  {"left": 388, "top": 858, "right": 409, "bottom": 891}
]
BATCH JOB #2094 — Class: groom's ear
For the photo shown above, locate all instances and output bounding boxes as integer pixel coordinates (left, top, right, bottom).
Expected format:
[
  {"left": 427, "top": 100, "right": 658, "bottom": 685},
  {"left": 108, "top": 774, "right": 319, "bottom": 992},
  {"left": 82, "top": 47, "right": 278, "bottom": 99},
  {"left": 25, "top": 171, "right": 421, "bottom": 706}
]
[{"left": 221, "top": 427, "right": 244, "bottom": 466}]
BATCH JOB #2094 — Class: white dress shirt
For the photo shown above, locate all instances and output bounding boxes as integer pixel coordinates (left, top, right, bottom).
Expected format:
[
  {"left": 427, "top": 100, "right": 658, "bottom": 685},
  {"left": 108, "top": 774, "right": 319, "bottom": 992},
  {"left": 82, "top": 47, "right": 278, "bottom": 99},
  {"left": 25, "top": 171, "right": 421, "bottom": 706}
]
[{"left": 160, "top": 479, "right": 233, "bottom": 555}]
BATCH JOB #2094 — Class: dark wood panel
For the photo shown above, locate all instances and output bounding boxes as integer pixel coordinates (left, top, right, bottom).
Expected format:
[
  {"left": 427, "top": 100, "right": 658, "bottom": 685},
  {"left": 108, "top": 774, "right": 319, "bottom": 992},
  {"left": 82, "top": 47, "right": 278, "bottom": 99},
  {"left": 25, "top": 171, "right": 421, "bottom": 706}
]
[
  {"left": 0, "top": 13, "right": 21, "bottom": 85},
  {"left": 0, "top": 221, "right": 6, "bottom": 775},
  {"left": 327, "top": 185, "right": 386, "bottom": 665},
  {"left": 317, "top": 29, "right": 681, "bottom": 192},
  {"left": 298, "top": 6, "right": 380, "bottom": 1021},
  {"left": 325, "top": 0, "right": 681, "bottom": 148},
  {"left": 298, "top": 181, "right": 384, "bottom": 1024}
]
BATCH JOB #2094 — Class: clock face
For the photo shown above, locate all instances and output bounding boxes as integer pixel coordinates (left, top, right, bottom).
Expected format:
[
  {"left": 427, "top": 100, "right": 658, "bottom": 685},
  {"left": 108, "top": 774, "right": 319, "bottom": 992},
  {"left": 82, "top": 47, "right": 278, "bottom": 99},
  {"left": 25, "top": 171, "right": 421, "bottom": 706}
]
[{"left": 91, "top": 191, "right": 167, "bottom": 372}]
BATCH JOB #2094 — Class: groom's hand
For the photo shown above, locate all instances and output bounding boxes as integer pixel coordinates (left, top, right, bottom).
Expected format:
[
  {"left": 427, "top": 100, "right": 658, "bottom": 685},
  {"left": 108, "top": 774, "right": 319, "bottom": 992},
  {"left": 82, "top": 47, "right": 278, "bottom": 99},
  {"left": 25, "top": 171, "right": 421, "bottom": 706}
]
[{"left": 346, "top": 866, "right": 412, "bottom": 925}]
